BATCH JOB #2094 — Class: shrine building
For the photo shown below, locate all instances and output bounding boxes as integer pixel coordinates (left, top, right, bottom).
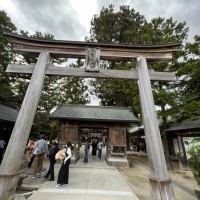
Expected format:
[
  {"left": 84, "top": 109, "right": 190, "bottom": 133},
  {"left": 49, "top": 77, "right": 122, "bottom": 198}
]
[{"left": 49, "top": 104, "right": 139, "bottom": 166}]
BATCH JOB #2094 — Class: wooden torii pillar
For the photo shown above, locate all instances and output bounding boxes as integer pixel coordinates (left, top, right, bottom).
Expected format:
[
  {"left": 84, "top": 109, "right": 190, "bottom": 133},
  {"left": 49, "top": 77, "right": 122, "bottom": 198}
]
[
  {"left": 0, "top": 32, "right": 181, "bottom": 200},
  {"left": 0, "top": 52, "right": 50, "bottom": 200},
  {"left": 137, "top": 57, "right": 175, "bottom": 198}
]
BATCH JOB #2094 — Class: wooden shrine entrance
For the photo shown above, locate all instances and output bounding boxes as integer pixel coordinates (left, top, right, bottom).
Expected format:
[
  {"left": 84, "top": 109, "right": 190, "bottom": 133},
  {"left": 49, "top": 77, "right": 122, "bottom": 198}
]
[
  {"left": 79, "top": 127, "right": 108, "bottom": 143},
  {"left": 49, "top": 105, "right": 138, "bottom": 166},
  {"left": 0, "top": 32, "right": 181, "bottom": 200}
]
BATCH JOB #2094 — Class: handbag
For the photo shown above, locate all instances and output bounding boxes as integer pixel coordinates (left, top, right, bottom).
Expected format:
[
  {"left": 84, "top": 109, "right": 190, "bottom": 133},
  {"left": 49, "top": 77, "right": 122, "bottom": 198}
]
[{"left": 55, "top": 150, "right": 66, "bottom": 160}]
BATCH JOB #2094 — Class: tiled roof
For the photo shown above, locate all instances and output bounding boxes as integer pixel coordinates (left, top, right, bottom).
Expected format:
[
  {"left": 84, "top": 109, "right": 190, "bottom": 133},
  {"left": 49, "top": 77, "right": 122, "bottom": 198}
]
[
  {"left": 0, "top": 102, "right": 18, "bottom": 122},
  {"left": 129, "top": 125, "right": 144, "bottom": 133},
  {"left": 49, "top": 104, "right": 139, "bottom": 123},
  {"left": 165, "top": 119, "right": 200, "bottom": 133}
]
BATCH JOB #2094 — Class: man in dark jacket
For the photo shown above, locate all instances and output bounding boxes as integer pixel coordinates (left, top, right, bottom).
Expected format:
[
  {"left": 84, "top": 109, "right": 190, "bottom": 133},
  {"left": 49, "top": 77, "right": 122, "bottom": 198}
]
[{"left": 44, "top": 142, "right": 60, "bottom": 181}]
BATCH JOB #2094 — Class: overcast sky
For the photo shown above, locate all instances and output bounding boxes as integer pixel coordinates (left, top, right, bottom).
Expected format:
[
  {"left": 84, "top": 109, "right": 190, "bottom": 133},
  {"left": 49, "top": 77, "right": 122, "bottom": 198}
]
[
  {"left": 0, "top": 0, "right": 199, "bottom": 105},
  {"left": 0, "top": 0, "right": 199, "bottom": 42}
]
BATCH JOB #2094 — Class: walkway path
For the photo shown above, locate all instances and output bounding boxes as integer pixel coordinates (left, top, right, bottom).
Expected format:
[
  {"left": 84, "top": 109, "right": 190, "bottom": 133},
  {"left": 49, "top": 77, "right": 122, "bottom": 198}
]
[
  {"left": 27, "top": 147, "right": 139, "bottom": 200},
  {"left": 19, "top": 147, "right": 198, "bottom": 200}
]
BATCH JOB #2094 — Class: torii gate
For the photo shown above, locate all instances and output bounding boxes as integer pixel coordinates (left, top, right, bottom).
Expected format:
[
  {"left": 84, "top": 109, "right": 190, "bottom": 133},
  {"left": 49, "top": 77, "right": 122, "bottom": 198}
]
[{"left": 0, "top": 32, "right": 181, "bottom": 200}]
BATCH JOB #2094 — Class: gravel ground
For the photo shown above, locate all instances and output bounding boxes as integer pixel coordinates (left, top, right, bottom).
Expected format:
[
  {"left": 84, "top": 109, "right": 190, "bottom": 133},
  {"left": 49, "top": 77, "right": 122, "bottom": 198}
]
[{"left": 120, "top": 155, "right": 198, "bottom": 200}]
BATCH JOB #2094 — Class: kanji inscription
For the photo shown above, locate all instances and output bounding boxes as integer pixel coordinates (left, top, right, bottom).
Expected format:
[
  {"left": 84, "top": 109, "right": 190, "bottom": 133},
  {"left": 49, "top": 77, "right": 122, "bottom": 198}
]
[{"left": 85, "top": 47, "right": 100, "bottom": 72}]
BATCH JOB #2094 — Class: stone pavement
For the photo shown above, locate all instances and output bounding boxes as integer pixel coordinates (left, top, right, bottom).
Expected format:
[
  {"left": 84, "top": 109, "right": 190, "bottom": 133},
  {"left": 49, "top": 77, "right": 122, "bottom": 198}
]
[
  {"left": 17, "top": 147, "right": 198, "bottom": 200},
  {"left": 25, "top": 148, "right": 139, "bottom": 200}
]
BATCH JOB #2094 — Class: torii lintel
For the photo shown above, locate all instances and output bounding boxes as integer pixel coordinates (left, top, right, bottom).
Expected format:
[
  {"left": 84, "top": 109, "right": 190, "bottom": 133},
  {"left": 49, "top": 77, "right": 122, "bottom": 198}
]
[
  {"left": 4, "top": 32, "right": 181, "bottom": 62},
  {"left": 4, "top": 32, "right": 181, "bottom": 82}
]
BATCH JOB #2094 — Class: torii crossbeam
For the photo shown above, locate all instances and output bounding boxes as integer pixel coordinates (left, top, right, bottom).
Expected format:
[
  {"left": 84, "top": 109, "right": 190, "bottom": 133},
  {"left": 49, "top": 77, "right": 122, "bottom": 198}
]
[{"left": 0, "top": 32, "right": 181, "bottom": 200}]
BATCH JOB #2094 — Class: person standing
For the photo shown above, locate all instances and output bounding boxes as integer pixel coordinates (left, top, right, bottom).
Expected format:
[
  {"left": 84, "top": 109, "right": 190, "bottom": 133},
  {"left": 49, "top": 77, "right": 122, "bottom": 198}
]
[
  {"left": 97, "top": 140, "right": 103, "bottom": 159},
  {"left": 32, "top": 134, "right": 49, "bottom": 178},
  {"left": 91, "top": 140, "right": 97, "bottom": 158},
  {"left": 26, "top": 138, "right": 35, "bottom": 163},
  {"left": 0, "top": 137, "right": 6, "bottom": 164},
  {"left": 83, "top": 140, "right": 90, "bottom": 163},
  {"left": 27, "top": 139, "right": 37, "bottom": 168},
  {"left": 56, "top": 141, "right": 72, "bottom": 188},
  {"left": 44, "top": 142, "right": 60, "bottom": 181}
]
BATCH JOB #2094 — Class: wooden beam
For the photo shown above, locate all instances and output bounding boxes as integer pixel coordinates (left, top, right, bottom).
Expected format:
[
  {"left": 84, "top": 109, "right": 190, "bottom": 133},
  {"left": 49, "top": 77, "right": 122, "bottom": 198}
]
[
  {"left": 11, "top": 47, "right": 174, "bottom": 61},
  {"left": 6, "top": 64, "right": 176, "bottom": 82},
  {"left": 4, "top": 32, "right": 181, "bottom": 61}
]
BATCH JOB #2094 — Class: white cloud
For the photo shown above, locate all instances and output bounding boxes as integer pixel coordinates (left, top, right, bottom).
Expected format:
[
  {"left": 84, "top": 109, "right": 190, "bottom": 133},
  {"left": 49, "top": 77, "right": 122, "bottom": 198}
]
[{"left": 0, "top": 0, "right": 199, "bottom": 41}]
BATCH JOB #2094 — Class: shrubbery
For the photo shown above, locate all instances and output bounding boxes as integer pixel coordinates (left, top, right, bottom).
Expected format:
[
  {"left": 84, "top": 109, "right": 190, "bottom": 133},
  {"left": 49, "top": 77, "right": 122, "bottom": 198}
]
[{"left": 187, "top": 138, "right": 200, "bottom": 199}]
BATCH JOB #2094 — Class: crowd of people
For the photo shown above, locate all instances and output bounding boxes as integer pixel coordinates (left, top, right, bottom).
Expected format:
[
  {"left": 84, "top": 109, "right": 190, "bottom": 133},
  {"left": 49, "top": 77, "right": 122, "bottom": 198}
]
[
  {"left": 84, "top": 139, "right": 104, "bottom": 163},
  {"left": 130, "top": 139, "right": 147, "bottom": 153},
  {"left": 27, "top": 136, "right": 106, "bottom": 189},
  {"left": 24, "top": 134, "right": 73, "bottom": 188},
  {"left": 1, "top": 133, "right": 106, "bottom": 189},
  {"left": 0, "top": 132, "right": 108, "bottom": 190},
  {"left": 1, "top": 134, "right": 103, "bottom": 189}
]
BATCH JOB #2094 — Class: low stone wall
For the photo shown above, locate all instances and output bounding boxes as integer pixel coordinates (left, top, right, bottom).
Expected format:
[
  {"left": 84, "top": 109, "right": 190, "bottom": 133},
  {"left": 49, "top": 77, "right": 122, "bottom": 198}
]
[
  {"left": 105, "top": 156, "right": 129, "bottom": 167},
  {"left": 71, "top": 151, "right": 80, "bottom": 164}
]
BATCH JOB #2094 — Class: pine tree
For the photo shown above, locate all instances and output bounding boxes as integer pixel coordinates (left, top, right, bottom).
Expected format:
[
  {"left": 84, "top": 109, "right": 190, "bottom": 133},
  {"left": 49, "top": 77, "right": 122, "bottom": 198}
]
[{"left": 0, "top": 10, "right": 16, "bottom": 102}]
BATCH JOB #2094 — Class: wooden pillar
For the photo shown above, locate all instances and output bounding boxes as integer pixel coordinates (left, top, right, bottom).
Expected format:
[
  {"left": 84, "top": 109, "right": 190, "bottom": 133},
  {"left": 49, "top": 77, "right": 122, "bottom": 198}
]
[
  {"left": 59, "top": 121, "right": 80, "bottom": 163},
  {"left": 59, "top": 122, "right": 78, "bottom": 145},
  {"left": 106, "top": 124, "right": 128, "bottom": 167},
  {"left": 136, "top": 57, "right": 175, "bottom": 200},
  {"left": 177, "top": 135, "right": 189, "bottom": 171},
  {"left": 0, "top": 52, "right": 50, "bottom": 200}
]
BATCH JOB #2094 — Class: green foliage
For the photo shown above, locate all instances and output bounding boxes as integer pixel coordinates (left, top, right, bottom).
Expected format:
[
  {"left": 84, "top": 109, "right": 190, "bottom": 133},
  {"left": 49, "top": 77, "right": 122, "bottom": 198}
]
[
  {"left": 195, "top": 191, "right": 200, "bottom": 200},
  {"left": 89, "top": 4, "right": 190, "bottom": 130},
  {"left": 187, "top": 139, "right": 200, "bottom": 199},
  {"left": 146, "top": 16, "right": 188, "bottom": 127},
  {"left": 90, "top": 5, "right": 147, "bottom": 44},
  {"left": 145, "top": 17, "right": 188, "bottom": 44},
  {"left": 89, "top": 5, "right": 148, "bottom": 115},
  {"left": 1, "top": 5, "right": 199, "bottom": 140},
  {"left": 19, "top": 30, "right": 55, "bottom": 64},
  {"left": 15, "top": 34, "right": 90, "bottom": 137},
  {"left": 174, "top": 35, "right": 200, "bottom": 122},
  {"left": 0, "top": 13, "right": 90, "bottom": 137},
  {"left": 0, "top": 10, "right": 16, "bottom": 102}
]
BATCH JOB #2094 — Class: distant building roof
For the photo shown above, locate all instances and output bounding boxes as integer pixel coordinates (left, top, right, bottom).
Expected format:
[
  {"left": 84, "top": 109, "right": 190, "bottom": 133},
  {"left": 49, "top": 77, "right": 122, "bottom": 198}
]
[
  {"left": 49, "top": 104, "right": 139, "bottom": 123},
  {"left": 165, "top": 119, "right": 200, "bottom": 133},
  {"left": 129, "top": 125, "right": 144, "bottom": 134},
  {"left": 0, "top": 101, "right": 19, "bottom": 123}
]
